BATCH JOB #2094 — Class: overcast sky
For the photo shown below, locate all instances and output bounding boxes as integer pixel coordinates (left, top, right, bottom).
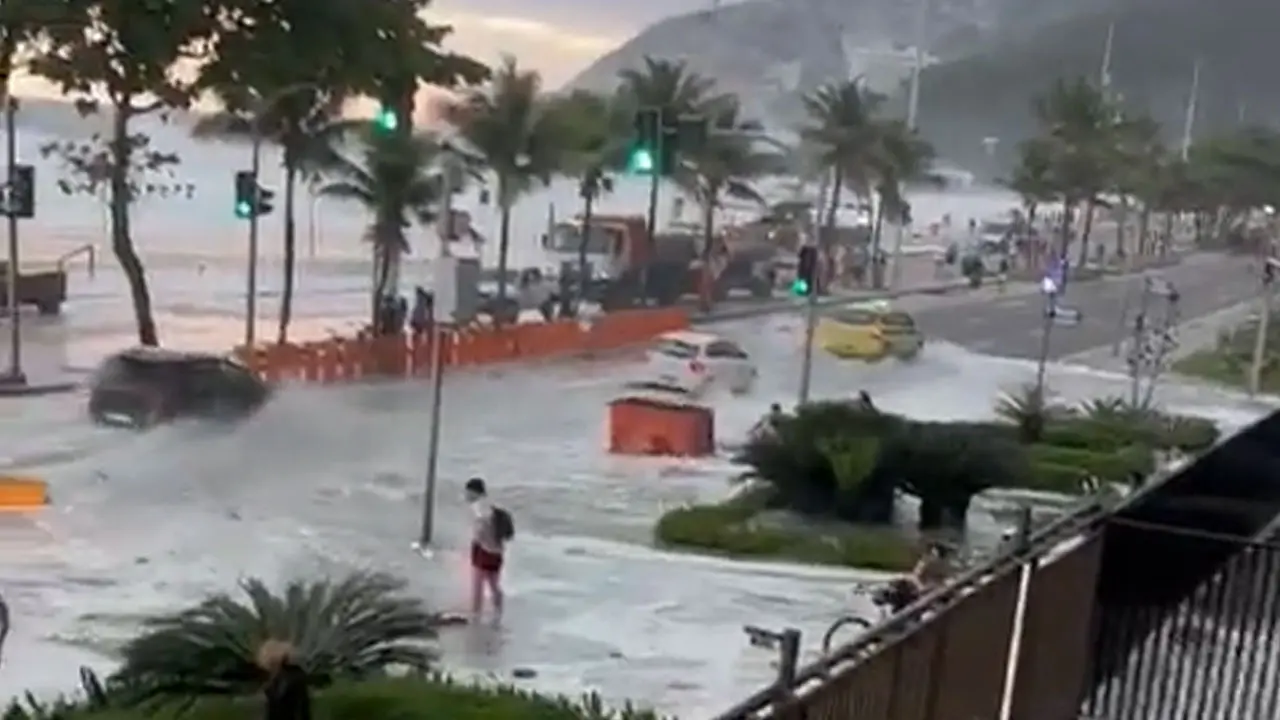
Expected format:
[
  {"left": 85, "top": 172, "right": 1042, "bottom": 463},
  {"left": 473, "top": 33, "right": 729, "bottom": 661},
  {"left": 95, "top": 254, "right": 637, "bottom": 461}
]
[
  {"left": 8, "top": 0, "right": 726, "bottom": 108},
  {"left": 429, "top": 0, "right": 716, "bottom": 85}
]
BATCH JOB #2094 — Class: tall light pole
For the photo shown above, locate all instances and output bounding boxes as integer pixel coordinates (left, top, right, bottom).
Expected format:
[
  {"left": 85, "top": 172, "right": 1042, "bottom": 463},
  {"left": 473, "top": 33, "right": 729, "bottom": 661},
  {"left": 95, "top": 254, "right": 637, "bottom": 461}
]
[
  {"left": 1177, "top": 57, "right": 1198, "bottom": 161},
  {"left": 889, "top": 0, "right": 928, "bottom": 291},
  {"left": 244, "top": 82, "right": 320, "bottom": 348},
  {"left": 1, "top": 97, "right": 23, "bottom": 387},
  {"left": 1249, "top": 260, "right": 1277, "bottom": 396}
]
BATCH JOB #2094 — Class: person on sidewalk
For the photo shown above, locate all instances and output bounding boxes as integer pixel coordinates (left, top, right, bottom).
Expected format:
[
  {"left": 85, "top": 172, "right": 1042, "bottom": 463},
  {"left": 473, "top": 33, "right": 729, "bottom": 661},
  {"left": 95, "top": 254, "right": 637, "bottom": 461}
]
[{"left": 465, "top": 477, "right": 514, "bottom": 621}]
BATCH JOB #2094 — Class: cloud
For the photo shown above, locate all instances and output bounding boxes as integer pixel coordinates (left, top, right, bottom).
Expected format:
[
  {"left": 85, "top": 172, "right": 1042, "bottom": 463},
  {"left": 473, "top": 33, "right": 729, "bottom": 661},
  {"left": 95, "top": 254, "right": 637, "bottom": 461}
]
[{"left": 433, "top": 12, "right": 622, "bottom": 86}]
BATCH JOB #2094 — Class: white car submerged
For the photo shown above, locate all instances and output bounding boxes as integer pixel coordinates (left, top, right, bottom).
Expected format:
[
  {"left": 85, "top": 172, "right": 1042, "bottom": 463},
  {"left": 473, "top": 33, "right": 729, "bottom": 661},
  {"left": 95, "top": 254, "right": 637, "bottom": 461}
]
[{"left": 637, "top": 330, "right": 756, "bottom": 396}]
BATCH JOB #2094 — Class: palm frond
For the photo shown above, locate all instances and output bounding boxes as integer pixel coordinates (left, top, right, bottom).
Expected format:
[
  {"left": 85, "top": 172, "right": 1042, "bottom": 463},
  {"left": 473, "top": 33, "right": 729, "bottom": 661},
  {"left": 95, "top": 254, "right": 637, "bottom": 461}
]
[
  {"left": 191, "top": 112, "right": 254, "bottom": 141},
  {"left": 111, "top": 572, "right": 440, "bottom": 703}
]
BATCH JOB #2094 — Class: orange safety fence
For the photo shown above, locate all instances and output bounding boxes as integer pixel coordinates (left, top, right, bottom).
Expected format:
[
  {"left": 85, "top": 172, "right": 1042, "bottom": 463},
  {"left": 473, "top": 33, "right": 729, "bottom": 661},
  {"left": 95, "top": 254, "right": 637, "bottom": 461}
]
[{"left": 234, "top": 307, "right": 690, "bottom": 384}]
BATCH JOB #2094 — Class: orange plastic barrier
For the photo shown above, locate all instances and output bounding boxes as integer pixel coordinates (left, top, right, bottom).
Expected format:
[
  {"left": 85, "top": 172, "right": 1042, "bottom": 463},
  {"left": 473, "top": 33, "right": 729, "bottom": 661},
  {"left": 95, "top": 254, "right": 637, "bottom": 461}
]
[
  {"left": 239, "top": 307, "right": 690, "bottom": 384},
  {"left": 0, "top": 476, "right": 49, "bottom": 511},
  {"left": 607, "top": 396, "right": 714, "bottom": 457}
]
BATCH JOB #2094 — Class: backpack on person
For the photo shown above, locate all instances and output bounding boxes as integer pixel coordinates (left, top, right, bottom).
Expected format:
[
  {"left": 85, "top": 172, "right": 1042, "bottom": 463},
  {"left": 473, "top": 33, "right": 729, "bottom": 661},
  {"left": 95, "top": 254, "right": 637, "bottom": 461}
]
[{"left": 491, "top": 507, "right": 515, "bottom": 542}]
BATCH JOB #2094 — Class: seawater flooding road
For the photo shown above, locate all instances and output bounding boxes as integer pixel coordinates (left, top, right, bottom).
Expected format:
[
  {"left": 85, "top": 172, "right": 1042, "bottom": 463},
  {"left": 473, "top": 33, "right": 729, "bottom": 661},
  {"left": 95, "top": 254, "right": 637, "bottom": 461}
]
[{"left": 0, "top": 262, "right": 1274, "bottom": 716}]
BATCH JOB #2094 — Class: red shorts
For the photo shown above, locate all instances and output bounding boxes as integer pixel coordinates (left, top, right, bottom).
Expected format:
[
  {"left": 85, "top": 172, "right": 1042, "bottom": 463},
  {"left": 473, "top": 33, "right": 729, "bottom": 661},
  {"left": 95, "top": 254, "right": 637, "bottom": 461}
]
[{"left": 470, "top": 542, "right": 503, "bottom": 575}]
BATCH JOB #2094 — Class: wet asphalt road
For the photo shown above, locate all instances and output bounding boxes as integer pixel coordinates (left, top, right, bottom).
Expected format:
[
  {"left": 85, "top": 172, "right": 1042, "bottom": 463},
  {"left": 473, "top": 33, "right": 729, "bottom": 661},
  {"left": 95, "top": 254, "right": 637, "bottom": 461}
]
[{"left": 909, "top": 254, "right": 1257, "bottom": 360}]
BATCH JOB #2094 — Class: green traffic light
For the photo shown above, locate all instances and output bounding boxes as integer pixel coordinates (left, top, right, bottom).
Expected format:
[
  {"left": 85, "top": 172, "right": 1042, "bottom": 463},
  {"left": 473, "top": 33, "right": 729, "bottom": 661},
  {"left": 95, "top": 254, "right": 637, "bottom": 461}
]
[
  {"left": 235, "top": 200, "right": 252, "bottom": 218},
  {"left": 374, "top": 107, "right": 399, "bottom": 132},
  {"left": 790, "top": 278, "right": 810, "bottom": 296},
  {"left": 627, "top": 147, "right": 654, "bottom": 175}
]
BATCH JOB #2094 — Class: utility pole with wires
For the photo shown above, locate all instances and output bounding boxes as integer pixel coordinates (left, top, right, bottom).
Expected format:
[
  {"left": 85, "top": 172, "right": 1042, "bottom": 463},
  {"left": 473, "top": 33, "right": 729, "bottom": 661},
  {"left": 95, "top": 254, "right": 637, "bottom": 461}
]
[{"left": 1123, "top": 275, "right": 1180, "bottom": 408}]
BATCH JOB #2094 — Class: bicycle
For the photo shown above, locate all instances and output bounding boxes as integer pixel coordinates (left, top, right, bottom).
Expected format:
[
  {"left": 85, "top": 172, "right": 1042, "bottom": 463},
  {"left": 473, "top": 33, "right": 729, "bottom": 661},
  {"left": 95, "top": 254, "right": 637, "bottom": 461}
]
[
  {"left": 819, "top": 582, "right": 903, "bottom": 654},
  {"left": 742, "top": 582, "right": 899, "bottom": 657}
]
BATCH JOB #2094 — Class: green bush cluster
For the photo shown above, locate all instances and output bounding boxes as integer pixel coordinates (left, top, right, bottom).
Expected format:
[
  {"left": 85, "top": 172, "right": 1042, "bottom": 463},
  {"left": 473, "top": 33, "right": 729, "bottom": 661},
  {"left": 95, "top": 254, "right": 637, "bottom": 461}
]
[
  {"left": 50, "top": 679, "right": 662, "bottom": 720},
  {"left": 651, "top": 392, "right": 1221, "bottom": 571}
]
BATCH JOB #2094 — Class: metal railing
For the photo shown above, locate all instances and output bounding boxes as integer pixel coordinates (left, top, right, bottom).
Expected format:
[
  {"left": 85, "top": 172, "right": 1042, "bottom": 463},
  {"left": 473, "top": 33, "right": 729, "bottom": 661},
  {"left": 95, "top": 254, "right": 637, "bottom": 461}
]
[
  {"left": 55, "top": 243, "right": 95, "bottom": 278},
  {"left": 1084, "top": 519, "right": 1280, "bottom": 720},
  {"left": 713, "top": 499, "right": 1109, "bottom": 720}
]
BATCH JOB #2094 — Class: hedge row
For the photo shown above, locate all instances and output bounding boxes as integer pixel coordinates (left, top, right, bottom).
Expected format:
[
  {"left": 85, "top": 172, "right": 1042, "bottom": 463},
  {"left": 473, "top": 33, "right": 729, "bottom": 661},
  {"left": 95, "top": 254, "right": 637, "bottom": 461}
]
[{"left": 654, "top": 488, "right": 916, "bottom": 571}]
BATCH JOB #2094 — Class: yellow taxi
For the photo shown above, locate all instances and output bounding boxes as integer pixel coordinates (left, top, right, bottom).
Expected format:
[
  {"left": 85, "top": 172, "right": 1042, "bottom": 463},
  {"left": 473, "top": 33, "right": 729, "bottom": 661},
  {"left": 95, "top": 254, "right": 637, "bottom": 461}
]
[{"left": 815, "top": 300, "right": 924, "bottom": 361}]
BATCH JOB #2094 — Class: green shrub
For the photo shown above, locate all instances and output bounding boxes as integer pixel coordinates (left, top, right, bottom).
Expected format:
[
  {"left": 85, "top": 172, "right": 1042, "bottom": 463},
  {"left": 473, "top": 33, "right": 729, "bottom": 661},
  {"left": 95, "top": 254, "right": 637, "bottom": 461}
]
[
  {"left": 67, "top": 678, "right": 664, "bottom": 720},
  {"left": 1027, "top": 444, "right": 1155, "bottom": 483},
  {"left": 1040, "top": 420, "right": 1132, "bottom": 452},
  {"left": 1023, "top": 462, "right": 1092, "bottom": 494},
  {"left": 654, "top": 499, "right": 916, "bottom": 571},
  {"left": 1158, "top": 415, "right": 1220, "bottom": 451}
]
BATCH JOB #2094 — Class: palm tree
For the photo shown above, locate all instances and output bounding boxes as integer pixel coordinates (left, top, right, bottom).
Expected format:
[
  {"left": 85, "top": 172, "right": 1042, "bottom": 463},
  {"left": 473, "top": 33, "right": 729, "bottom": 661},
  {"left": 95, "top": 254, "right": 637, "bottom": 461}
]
[
  {"left": 548, "top": 90, "right": 628, "bottom": 311},
  {"left": 1109, "top": 114, "right": 1162, "bottom": 258},
  {"left": 616, "top": 56, "right": 724, "bottom": 118},
  {"left": 311, "top": 126, "right": 447, "bottom": 322},
  {"left": 111, "top": 572, "right": 439, "bottom": 701},
  {"left": 866, "top": 119, "right": 939, "bottom": 288},
  {"left": 1009, "top": 137, "right": 1057, "bottom": 229},
  {"left": 673, "top": 99, "right": 776, "bottom": 307},
  {"left": 439, "top": 57, "right": 567, "bottom": 302},
  {"left": 193, "top": 95, "right": 344, "bottom": 343},
  {"left": 1031, "top": 77, "right": 1121, "bottom": 265},
  {"left": 800, "top": 80, "right": 889, "bottom": 278}
]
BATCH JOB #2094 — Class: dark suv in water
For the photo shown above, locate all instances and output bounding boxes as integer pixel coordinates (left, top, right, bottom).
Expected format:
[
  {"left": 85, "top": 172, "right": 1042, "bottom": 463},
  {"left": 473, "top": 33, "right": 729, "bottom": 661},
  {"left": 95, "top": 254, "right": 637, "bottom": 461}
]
[{"left": 88, "top": 347, "right": 271, "bottom": 428}]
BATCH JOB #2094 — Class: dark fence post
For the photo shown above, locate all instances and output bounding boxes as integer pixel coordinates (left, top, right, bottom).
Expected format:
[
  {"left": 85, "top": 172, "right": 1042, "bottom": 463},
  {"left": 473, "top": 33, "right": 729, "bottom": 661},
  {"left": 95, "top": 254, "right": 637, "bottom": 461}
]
[{"left": 776, "top": 628, "right": 801, "bottom": 692}]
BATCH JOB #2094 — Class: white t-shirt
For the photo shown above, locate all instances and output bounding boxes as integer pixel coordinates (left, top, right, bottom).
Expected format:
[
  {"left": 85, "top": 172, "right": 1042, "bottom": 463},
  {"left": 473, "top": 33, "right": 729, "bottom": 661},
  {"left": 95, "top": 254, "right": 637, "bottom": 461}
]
[{"left": 471, "top": 499, "right": 503, "bottom": 554}]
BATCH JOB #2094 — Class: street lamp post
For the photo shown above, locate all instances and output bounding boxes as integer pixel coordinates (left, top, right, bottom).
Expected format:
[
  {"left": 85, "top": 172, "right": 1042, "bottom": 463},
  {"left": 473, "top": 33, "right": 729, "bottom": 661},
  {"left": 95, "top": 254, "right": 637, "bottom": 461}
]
[
  {"left": 244, "top": 82, "right": 321, "bottom": 348},
  {"left": 889, "top": 0, "right": 928, "bottom": 291},
  {"left": 1, "top": 97, "right": 24, "bottom": 388}
]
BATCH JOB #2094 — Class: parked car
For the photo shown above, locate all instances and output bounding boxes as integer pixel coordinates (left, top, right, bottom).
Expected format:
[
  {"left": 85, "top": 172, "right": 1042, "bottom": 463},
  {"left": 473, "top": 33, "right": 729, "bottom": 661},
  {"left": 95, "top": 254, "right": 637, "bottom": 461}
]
[
  {"left": 815, "top": 301, "right": 924, "bottom": 362},
  {"left": 637, "top": 330, "right": 756, "bottom": 396},
  {"left": 88, "top": 347, "right": 271, "bottom": 428}
]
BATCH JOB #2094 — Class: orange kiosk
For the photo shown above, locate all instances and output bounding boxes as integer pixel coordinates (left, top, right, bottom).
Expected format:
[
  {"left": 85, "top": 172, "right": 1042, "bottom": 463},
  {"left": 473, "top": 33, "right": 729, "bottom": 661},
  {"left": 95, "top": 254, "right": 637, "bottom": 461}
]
[{"left": 607, "top": 394, "right": 714, "bottom": 457}]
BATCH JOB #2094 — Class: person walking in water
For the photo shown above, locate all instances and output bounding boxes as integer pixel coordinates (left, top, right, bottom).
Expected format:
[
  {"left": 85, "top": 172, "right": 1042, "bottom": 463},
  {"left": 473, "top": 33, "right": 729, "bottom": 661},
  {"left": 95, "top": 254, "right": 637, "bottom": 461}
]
[{"left": 465, "top": 477, "right": 514, "bottom": 621}]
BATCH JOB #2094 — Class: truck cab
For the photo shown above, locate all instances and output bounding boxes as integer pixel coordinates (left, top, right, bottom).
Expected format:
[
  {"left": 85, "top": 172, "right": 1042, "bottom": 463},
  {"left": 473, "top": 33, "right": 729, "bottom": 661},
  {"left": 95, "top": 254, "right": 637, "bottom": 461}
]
[{"left": 544, "top": 214, "right": 775, "bottom": 307}]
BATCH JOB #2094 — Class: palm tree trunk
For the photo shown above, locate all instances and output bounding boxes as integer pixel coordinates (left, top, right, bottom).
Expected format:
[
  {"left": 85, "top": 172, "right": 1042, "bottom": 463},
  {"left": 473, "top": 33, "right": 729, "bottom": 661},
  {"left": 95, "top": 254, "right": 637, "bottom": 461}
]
[
  {"left": 110, "top": 102, "right": 158, "bottom": 346},
  {"left": 277, "top": 164, "right": 298, "bottom": 344},
  {"left": 870, "top": 192, "right": 886, "bottom": 289},
  {"left": 1077, "top": 198, "right": 1097, "bottom": 268},
  {"left": 1115, "top": 197, "right": 1128, "bottom": 259},
  {"left": 699, "top": 192, "right": 716, "bottom": 312},
  {"left": 496, "top": 204, "right": 513, "bottom": 302},
  {"left": 822, "top": 170, "right": 844, "bottom": 292},
  {"left": 1058, "top": 201, "right": 1074, "bottom": 259},
  {"left": 1137, "top": 206, "right": 1151, "bottom": 256},
  {"left": 577, "top": 186, "right": 594, "bottom": 310}
]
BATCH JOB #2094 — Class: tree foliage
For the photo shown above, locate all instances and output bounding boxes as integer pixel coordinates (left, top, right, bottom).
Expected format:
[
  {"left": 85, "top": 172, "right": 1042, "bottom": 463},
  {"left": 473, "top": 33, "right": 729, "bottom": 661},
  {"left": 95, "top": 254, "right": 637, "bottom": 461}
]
[
  {"left": 27, "top": 0, "right": 217, "bottom": 346},
  {"left": 439, "top": 56, "right": 568, "bottom": 301}
]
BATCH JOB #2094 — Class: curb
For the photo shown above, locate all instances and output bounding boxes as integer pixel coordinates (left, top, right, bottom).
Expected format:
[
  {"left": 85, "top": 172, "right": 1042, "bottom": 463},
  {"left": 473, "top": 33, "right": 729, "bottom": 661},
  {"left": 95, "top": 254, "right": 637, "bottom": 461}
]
[
  {"left": 692, "top": 280, "right": 970, "bottom": 325},
  {"left": 0, "top": 380, "right": 80, "bottom": 398}
]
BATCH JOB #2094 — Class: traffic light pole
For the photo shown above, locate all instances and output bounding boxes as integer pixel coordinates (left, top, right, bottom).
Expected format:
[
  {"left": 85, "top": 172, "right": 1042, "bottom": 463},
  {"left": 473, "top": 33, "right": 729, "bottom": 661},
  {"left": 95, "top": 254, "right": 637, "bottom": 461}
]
[
  {"left": 797, "top": 289, "right": 817, "bottom": 406},
  {"left": 2, "top": 97, "right": 23, "bottom": 386},
  {"left": 245, "top": 123, "right": 263, "bottom": 349},
  {"left": 416, "top": 297, "right": 446, "bottom": 551},
  {"left": 640, "top": 135, "right": 662, "bottom": 306}
]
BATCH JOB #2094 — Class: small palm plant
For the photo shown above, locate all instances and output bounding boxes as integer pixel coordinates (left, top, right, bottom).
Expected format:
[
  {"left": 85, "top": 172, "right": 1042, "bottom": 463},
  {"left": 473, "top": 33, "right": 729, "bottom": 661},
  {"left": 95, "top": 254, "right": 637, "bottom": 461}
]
[
  {"left": 994, "top": 384, "right": 1052, "bottom": 442},
  {"left": 111, "top": 572, "right": 439, "bottom": 702}
]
